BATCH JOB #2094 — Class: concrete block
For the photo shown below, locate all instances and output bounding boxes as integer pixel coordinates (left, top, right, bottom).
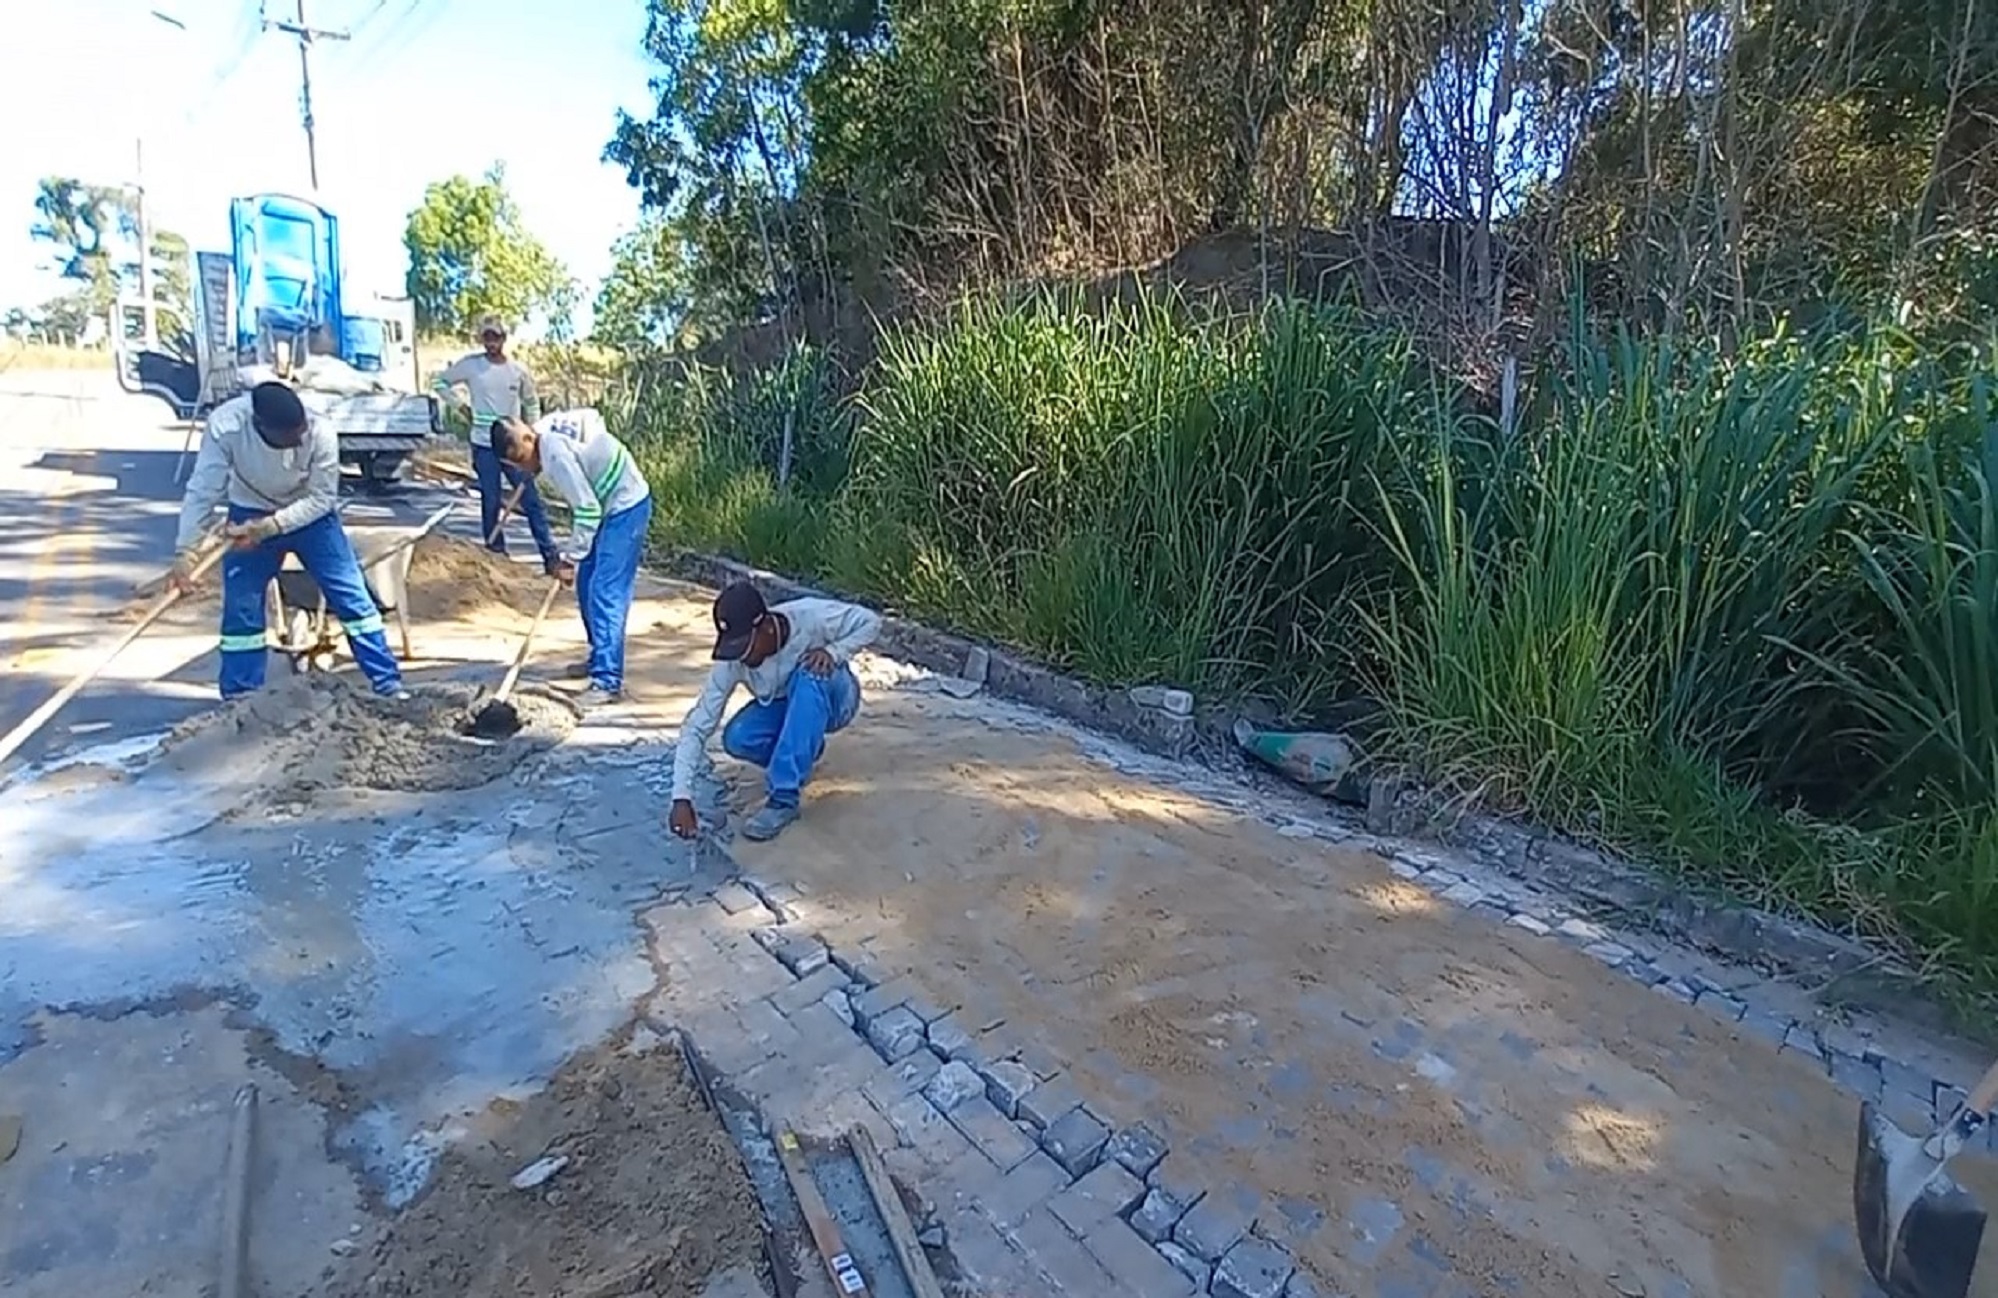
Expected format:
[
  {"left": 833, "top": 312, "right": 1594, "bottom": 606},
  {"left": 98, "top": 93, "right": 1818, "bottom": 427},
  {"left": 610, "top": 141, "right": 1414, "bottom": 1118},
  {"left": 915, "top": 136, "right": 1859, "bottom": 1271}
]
[
  {"left": 981, "top": 1058, "right": 1038, "bottom": 1118},
  {"left": 770, "top": 964, "right": 848, "bottom": 1017},
  {"left": 862, "top": 1050, "right": 941, "bottom": 1113},
  {"left": 773, "top": 933, "right": 830, "bottom": 977},
  {"left": 927, "top": 1014, "right": 976, "bottom": 1062},
  {"left": 852, "top": 976, "right": 917, "bottom": 1024},
  {"left": 1106, "top": 1123, "right": 1168, "bottom": 1179},
  {"left": 947, "top": 1095, "right": 1039, "bottom": 1171},
  {"left": 1174, "top": 1187, "right": 1257, "bottom": 1262},
  {"left": 1014, "top": 1208, "right": 1120, "bottom": 1293},
  {"left": 1084, "top": 1220, "right": 1197, "bottom": 1297},
  {"left": 1048, "top": 1161, "right": 1146, "bottom": 1236},
  {"left": 1042, "top": 1107, "right": 1111, "bottom": 1177},
  {"left": 865, "top": 1005, "right": 928, "bottom": 1062},
  {"left": 879, "top": 1092, "right": 974, "bottom": 1171},
  {"left": 970, "top": 1149, "right": 1070, "bottom": 1229},
  {"left": 1018, "top": 1075, "right": 1084, "bottom": 1130},
  {"left": 1131, "top": 1187, "right": 1191, "bottom": 1243},
  {"left": 1157, "top": 1240, "right": 1211, "bottom": 1289},
  {"left": 1212, "top": 1237, "right": 1296, "bottom": 1298},
  {"left": 924, "top": 1060, "right": 986, "bottom": 1112}
]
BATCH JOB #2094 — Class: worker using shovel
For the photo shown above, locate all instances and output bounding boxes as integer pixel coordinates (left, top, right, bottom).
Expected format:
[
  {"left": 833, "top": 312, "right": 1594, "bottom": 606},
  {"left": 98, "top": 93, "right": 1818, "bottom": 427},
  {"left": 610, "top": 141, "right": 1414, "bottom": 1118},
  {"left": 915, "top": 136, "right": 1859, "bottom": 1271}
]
[
  {"left": 169, "top": 381, "right": 408, "bottom": 701},
  {"left": 490, "top": 409, "right": 652, "bottom": 707},
  {"left": 666, "top": 582, "right": 882, "bottom": 843}
]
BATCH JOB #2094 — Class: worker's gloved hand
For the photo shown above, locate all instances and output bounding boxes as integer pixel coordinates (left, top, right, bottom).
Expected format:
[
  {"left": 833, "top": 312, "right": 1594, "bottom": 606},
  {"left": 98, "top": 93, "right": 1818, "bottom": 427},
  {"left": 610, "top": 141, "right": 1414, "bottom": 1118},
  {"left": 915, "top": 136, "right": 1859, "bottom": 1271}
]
[
  {"left": 667, "top": 799, "right": 699, "bottom": 840},
  {"left": 551, "top": 559, "right": 577, "bottom": 587},
  {"left": 800, "top": 648, "right": 836, "bottom": 679},
  {"left": 226, "top": 516, "right": 281, "bottom": 551},
  {"left": 166, "top": 551, "right": 199, "bottom": 595}
]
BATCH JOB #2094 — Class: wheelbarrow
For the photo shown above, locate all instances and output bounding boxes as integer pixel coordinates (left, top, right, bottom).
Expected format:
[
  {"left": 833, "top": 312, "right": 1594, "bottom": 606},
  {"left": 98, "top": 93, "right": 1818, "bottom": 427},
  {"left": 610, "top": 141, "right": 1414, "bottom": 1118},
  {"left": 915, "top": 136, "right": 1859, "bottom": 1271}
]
[{"left": 266, "top": 503, "right": 456, "bottom": 674}]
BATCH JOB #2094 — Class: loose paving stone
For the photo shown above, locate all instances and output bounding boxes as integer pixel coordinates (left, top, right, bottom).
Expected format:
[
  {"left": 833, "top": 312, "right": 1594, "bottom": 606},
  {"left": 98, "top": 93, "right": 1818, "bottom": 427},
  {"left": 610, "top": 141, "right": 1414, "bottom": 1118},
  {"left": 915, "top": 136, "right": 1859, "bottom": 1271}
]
[
  {"left": 770, "top": 963, "right": 848, "bottom": 1017},
  {"left": 940, "top": 1208, "right": 1039, "bottom": 1293},
  {"left": 862, "top": 1049, "right": 941, "bottom": 1112},
  {"left": 948, "top": 1095, "right": 1040, "bottom": 1171},
  {"left": 711, "top": 882, "right": 761, "bottom": 914},
  {"left": 772, "top": 932, "right": 830, "bottom": 977},
  {"left": 927, "top": 1013, "right": 976, "bottom": 1062},
  {"left": 904, "top": 991, "right": 951, "bottom": 1025},
  {"left": 1695, "top": 989, "right": 1748, "bottom": 1022},
  {"left": 981, "top": 1058, "right": 1038, "bottom": 1118},
  {"left": 852, "top": 976, "right": 917, "bottom": 1024},
  {"left": 1133, "top": 1186, "right": 1192, "bottom": 1243},
  {"left": 1507, "top": 912, "right": 1551, "bottom": 936},
  {"left": 969, "top": 1148, "right": 1071, "bottom": 1228},
  {"left": 822, "top": 987, "right": 856, "bottom": 1028},
  {"left": 1158, "top": 1240, "right": 1212, "bottom": 1289},
  {"left": 1175, "top": 1186, "right": 1258, "bottom": 1262},
  {"left": 925, "top": 1059, "right": 987, "bottom": 1112},
  {"left": 1048, "top": 1160, "right": 1145, "bottom": 1235},
  {"left": 1739, "top": 1010, "right": 1792, "bottom": 1047},
  {"left": 1583, "top": 941, "right": 1632, "bottom": 967},
  {"left": 1105, "top": 1122, "right": 1168, "bottom": 1180},
  {"left": 1782, "top": 1024, "right": 1827, "bottom": 1063},
  {"left": 1085, "top": 1219, "right": 1198, "bottom": 1297},
  {"left": 1042, "top": 1106, "right": 1111, "bottom": 1177},
  {"left": 865, "top": 1005, "right": 928, "bottom": 1062},
  {"left": 831, "top": 950, "right": 884, "bottom": 987},
  {"left": 1015, "top": 1207, "right": 1121, "bottom": 1294},
  {"left": 879, "top": 1092, "right": 976, "bottom": 1170},
  {"left": 1213, "top": 1237, "right": 1297, "bottom": 1298},
  {"left": 1018, "top": 1075, "right": 1086, "bottom": 1130},
  {"left": 1556, "top": 917, "right": 1607, "bottom": 943},
  {"left": 1830, "top": 1050, "right": 1885, "bottom": 1103}
]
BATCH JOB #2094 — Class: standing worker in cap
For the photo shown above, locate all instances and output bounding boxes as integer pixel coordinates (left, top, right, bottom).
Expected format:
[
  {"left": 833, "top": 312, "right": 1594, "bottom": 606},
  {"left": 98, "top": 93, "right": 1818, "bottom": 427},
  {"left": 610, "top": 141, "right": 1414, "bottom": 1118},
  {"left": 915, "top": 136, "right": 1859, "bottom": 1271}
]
[
  {"left": 665, "top": 581, "right": 881, "bottom": 843},
  {"left": 431, "top": 316, "right": 561, "bottom": 572},
  {"left": 169, "top": 381, "right": 408, "bottom": 701},
  {"left": 489, "top": 408, "right": 652, "bottom": 706}
]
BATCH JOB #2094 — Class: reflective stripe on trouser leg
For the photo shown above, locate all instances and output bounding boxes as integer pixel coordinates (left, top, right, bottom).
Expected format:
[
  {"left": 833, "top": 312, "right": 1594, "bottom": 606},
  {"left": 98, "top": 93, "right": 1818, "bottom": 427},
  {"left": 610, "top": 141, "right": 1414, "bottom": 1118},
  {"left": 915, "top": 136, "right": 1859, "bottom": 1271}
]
[
  {"left": 290, "top": 512, "right": 404, "bottom": 694},
  {"left": 218, "top": 507, "right": 283, "bottom": 699},
  {"left": 581, "top": 495, "right": 651, "bottom": 693}
]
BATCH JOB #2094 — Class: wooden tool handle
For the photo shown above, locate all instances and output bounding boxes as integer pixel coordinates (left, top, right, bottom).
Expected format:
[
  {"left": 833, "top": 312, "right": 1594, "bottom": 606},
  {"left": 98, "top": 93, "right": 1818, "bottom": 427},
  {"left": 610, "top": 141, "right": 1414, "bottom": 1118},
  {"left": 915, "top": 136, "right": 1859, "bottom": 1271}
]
[
  {"left": 487, "top": 480, "right": 527, "bottom": 546},
  {"left": 0, "top": 543, "right": 226, "bottom": 768},
  {"left": 493, "top": 580, "right": 562, "bottom": 705},
  {"left": 1967, "top": 1058, "right": 1998, "bottom": 1116}
]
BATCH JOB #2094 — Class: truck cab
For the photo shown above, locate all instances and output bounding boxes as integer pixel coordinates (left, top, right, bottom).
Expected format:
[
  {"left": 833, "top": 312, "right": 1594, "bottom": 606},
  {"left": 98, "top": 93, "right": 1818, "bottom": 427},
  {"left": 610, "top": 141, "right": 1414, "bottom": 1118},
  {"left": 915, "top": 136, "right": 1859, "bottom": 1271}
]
[{"left": 115, "top": 193, "right": 438, "bottom": 484}]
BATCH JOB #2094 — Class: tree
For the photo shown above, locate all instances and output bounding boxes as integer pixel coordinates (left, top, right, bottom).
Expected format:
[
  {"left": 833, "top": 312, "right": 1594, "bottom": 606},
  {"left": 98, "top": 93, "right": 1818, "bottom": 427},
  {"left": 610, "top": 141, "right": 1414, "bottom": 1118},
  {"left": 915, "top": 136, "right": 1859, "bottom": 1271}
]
[
  {"left": 403, "top": 164, "right": 566, "bottom": 336},
  {"left": 29, "top": 176, "right": 194, "bottom": 350},
  {"left": 593, "top": 217, "right": 696, "bottom": 352},
  {"left": 30, "top": 176, "right": 132, "bottom": 321}
]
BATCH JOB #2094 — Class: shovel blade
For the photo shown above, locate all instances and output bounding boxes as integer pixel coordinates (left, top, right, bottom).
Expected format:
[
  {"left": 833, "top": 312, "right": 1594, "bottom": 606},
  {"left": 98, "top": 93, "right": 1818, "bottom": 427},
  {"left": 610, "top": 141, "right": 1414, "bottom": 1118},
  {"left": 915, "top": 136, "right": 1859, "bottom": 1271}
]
[{"left": 1857, "top": 1101, "right": 1989, "bottom": 1298}]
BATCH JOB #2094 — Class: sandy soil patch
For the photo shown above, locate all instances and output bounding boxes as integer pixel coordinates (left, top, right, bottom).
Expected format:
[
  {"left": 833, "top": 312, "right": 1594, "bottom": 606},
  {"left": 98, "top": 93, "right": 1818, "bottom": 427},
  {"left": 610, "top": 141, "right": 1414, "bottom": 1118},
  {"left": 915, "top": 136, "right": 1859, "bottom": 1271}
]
[
  {"left": 592, "top": 585, "right": 1998, "bottom": 1297},
  {"left": 323, "top": 1031, "right": 768, "bottom": 1298}
]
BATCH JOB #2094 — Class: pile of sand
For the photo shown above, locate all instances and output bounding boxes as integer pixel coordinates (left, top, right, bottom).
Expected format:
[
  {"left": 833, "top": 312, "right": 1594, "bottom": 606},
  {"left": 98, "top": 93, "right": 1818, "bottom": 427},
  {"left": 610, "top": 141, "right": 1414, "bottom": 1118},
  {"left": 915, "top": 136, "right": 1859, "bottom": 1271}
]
[
  {"left": 405, "top": 536, "right": 551, "bottom": 622},
  {"left": 147, "top": 675, "right": 577, "bottom": 802},
  {"left": 323, "top": 1032, "right": 767, "bottom": 1298}
]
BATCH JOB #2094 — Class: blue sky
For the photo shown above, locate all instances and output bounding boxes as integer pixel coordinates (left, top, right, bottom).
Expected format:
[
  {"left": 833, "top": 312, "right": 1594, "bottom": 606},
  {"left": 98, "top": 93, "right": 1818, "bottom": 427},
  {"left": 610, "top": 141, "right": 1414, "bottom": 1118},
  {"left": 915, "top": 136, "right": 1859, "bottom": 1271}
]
[{"left": 0, "top": 0, "right": 660, "bottom": 335}]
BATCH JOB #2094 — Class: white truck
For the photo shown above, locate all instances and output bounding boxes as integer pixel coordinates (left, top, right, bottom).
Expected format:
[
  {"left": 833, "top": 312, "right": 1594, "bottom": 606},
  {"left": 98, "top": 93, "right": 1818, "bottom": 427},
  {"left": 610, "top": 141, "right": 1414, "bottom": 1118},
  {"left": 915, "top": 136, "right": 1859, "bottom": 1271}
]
[{"left": 116, "top": 192, "right": 439, "bottom": 484}]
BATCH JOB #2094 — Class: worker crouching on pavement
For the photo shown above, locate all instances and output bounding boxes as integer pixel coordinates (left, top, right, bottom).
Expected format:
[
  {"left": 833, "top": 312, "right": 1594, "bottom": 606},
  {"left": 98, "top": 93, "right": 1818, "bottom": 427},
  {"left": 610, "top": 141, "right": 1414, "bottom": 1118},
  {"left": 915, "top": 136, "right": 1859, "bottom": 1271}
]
[
  {"left": 667, "top": 582, "right": 882, "bottom": 843},
  {"left": 170, "top": 381, "right": 407, "bottom": 701},
  {"left": 490, "top": 408, "right": 653, "bottom": 707}
]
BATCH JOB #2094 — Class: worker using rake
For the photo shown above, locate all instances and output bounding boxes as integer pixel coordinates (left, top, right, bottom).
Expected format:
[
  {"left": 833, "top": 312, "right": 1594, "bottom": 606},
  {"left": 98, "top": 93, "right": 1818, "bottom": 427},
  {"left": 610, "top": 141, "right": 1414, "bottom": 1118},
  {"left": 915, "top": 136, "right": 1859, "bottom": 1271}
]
[
  {"left": 169, "top": 381, "right": 408, "bottom": 701},
  {"left": 667, "top": 581, "right": 882, "bottom": 843},
  {"left": 490, "top": 408, "right": 653, "bottom": 707}
]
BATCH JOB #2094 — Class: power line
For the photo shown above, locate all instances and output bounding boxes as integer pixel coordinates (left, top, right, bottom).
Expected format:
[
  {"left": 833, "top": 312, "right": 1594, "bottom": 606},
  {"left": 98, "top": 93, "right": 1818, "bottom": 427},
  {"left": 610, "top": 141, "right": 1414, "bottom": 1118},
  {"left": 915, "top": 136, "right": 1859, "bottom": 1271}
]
[{"left": 263, "top": 0, "right": 353, "bottom": 190}]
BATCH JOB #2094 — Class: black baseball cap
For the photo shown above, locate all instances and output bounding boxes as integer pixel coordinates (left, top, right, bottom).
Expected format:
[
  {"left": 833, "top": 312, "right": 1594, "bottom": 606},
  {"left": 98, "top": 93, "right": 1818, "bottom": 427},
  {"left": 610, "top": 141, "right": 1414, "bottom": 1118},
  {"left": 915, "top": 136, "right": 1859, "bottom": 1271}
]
[
  {"left": 250, "top": 381, "right": 308, "bottom": 448},
  {"left": 712, "top": 581, "right": 768, "bottom": 661}
]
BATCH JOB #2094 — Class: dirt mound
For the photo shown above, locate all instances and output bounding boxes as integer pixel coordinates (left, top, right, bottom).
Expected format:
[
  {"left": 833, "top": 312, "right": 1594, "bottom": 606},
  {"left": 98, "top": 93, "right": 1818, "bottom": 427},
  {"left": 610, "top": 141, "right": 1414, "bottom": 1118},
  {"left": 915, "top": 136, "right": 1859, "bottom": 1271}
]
[
  {"left": 149, "top": 675, "right": 576, "bottom": 801},
  {"left": 406, "top": 536, "right": 550, "bottom": 621},
  {"left": 325, "top": 1031, "right": 767, "bottom": 1298}
]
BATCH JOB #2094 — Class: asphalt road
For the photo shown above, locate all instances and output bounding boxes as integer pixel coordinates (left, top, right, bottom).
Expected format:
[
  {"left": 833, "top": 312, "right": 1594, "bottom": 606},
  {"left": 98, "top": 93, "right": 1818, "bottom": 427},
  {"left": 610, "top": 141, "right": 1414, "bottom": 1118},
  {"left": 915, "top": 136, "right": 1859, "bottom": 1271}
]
[{"left": 0, "top": 368, "right": 484, "bottom": 769}]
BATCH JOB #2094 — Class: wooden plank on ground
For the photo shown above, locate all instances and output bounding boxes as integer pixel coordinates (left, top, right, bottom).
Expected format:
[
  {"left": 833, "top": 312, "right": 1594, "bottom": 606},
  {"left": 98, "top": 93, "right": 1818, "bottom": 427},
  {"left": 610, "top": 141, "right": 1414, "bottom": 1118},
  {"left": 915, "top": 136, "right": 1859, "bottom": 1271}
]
[
  {"left": 774, "top": 1127, "right": 871, "bottom": 1297},
  {"left": 847, "top": 1126, "right": 947, "bottom": 1298}
]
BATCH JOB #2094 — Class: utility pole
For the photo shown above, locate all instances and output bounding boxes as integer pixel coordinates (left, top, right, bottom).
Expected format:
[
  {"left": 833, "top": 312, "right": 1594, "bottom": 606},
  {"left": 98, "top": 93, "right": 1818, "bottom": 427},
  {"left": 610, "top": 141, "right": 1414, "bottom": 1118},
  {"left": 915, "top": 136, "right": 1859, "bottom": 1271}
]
[
  {"left": 134, "top": 138, "right": 157, "bottom": 350},
  {"left": 265, "top": 0, "right": 349, "bottom": 190}
]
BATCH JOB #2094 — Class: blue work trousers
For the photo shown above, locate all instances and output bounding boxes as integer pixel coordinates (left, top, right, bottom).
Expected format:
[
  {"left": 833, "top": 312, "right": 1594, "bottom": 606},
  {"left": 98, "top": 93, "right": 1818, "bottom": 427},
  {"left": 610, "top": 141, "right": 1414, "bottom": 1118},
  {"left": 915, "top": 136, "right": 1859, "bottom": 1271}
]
[
  {"left": 473, "top": 442, "right": 558, "bottom": 566},
  {"left": 218, "top": 503, "right": 404, "bottom": 699},
  {"left": 577, "top": 495, "right": 653, "bottom": 693},
  {"left": 721, "top": 664, "right": 861, "bottom": 809}
]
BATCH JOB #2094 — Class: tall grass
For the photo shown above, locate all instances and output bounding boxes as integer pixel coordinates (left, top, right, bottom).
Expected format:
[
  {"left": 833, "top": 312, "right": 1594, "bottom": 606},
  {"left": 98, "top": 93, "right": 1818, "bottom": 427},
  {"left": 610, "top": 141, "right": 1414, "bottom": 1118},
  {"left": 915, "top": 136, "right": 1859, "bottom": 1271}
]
[{"left": 616, "top": 289, "right": 1998, "bottom": 1002}]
